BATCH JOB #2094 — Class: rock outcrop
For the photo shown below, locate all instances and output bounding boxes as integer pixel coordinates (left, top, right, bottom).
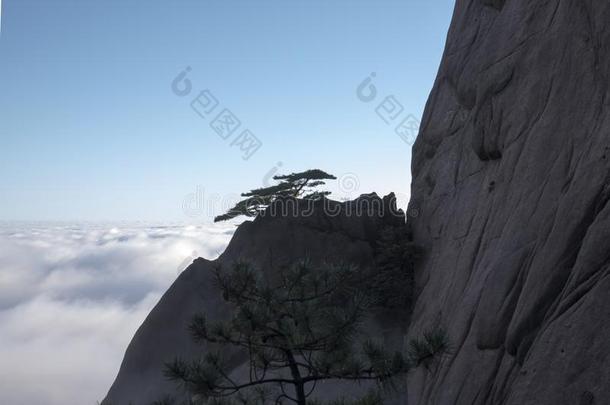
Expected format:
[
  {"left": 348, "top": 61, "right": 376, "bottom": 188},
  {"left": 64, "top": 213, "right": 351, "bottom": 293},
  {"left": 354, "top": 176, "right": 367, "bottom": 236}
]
[
  {"left": 102, "top": 195, "right": 404, "bottom": 404},
  {"left": 406, "top": 0, "right": 610, "bottom": 404}
]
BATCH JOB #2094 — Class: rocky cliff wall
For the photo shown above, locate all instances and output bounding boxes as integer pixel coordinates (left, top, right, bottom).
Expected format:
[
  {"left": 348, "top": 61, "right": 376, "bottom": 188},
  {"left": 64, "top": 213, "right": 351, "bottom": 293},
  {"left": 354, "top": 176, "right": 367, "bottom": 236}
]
[{"left": 406, "top": 1, "right": 609, "bottom": 403}]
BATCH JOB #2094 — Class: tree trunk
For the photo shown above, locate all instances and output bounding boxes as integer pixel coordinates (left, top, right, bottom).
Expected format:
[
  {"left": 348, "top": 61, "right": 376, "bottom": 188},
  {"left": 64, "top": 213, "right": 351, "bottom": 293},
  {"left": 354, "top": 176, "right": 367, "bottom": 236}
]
[
  {"left": 294, "top": 381, "right": 307, "bottom": 405},
  {"left": 285, "top": 349, "right": 307, "bottom": 405}
]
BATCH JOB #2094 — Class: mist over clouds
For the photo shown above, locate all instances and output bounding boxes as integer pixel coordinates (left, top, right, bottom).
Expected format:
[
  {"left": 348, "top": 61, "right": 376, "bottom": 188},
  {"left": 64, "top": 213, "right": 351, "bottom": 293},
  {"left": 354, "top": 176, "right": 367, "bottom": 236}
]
[{"left": 0, "top": 222, "right": 234, "bottom": 405}]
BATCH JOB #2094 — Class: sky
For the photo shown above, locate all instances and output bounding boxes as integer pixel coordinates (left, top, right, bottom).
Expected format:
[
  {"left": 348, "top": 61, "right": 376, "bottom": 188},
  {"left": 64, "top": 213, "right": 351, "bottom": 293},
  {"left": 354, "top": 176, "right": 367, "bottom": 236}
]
[{"left": 0, "top": 0, "right": 455, "bottom": 222}]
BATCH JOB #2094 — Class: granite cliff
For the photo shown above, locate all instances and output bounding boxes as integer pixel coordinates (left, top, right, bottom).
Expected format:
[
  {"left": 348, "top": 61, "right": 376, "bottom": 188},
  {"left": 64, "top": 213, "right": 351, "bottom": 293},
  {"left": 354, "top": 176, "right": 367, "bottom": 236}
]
[{"left": 406, "top": 0, "right": 609, "bottom": 403}]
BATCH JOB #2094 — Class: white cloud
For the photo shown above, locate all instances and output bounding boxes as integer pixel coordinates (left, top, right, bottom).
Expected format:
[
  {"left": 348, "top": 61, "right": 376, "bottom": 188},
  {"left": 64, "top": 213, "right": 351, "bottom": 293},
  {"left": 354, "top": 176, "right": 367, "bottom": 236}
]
[{"left": 0, "top": 222, "right": 234, "bottom": 405}]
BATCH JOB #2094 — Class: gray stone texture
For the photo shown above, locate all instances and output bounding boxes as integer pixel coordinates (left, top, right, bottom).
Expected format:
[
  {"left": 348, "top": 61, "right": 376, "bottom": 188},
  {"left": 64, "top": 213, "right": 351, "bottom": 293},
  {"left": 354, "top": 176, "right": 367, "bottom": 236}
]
[{"left": 406, "top": 0, "right": 609, "bottom": 403}]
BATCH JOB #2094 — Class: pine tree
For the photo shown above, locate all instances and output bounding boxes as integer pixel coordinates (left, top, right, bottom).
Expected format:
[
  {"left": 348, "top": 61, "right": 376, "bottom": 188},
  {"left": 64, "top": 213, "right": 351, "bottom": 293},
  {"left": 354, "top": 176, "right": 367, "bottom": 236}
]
[
  {"left": 370, "top": 224, "right": 422, "bottom": 312},
  {"left": 214, "top": 169, "right": 337, "bottom": 222},
  {"left": 164, "top": 261, "right": 448, "bottom": 405}
]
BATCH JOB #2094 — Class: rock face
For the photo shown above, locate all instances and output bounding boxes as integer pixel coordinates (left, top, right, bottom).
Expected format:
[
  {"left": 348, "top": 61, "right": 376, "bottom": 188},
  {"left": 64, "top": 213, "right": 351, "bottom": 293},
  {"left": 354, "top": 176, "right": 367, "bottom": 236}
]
[
  {"left": 406, "top": 0, "right": 610, "bottom": 404},
  {"left": 102, "top": 195, "right": 404, "bottom": 404}
]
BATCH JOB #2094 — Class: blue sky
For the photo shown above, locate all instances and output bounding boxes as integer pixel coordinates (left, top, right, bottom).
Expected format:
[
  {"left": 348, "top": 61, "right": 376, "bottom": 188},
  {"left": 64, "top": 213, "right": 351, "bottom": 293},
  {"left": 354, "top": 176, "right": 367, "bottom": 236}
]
[{"left": 0, "top": 0, "right": 454, "bottom": 221}]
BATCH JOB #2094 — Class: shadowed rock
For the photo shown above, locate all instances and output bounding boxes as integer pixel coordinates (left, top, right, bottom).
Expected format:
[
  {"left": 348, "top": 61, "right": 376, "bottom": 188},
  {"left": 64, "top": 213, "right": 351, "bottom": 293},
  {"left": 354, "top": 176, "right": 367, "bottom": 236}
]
[
  {"left": 102, "top": 194, "right": 404, "bottom": 404},
  {"left": 407, "top": 0, "right": 610, "bottom": 403}
]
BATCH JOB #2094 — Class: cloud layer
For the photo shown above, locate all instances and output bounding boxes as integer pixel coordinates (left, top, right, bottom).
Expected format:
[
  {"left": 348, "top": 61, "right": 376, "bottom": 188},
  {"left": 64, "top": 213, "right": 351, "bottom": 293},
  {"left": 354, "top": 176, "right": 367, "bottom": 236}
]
[{"left": 0, "top": 222, "right": 234, "bottom": 405}]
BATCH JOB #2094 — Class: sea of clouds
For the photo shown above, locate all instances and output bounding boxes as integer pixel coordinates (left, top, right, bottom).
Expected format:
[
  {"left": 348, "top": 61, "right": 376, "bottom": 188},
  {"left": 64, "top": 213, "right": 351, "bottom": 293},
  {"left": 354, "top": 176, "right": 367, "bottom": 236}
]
[{"left": 0, "top": 222, "right": 235, "bottom": 405}]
